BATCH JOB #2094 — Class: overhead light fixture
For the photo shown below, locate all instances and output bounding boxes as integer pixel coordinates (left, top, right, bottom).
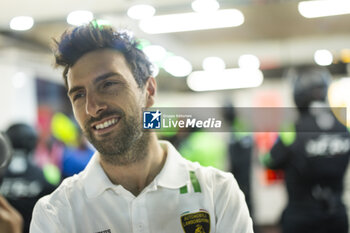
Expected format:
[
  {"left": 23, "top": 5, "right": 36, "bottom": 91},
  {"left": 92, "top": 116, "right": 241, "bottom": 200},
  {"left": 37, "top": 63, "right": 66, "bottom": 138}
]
[
  {"left": 202, "top": 57, "right": 225, "bottom": 71},
  {"left": 187, "top": 68, "right": 263, "bottom": 92},
  {"left": 298, "top": 0, "right": 350, "bottom": 18},
  {"left": 192, "top": 0, "right": 220, "bottom": 13},
  {"left": 314, "top": 49, "right": 333, "bottom": 66},
  {"left": 127, "top": 4, "right": 156, "bottom": 20},
  {"left": 238, "top": 54, "right": 260, "bottom": 69},
  {"left": 143, "top": 45, "right": 167, "bottom": 63},
  {"left": 67, "top": 10, "right": 93, "bottom": 26},
  {"left": 139, "top": 9, "right": 244, "bottom": 34},
  {"left": 10, "top": 16, "right": 34, "bottom": 31},
  {"left": 163, "top": 56, "right": 192, "bottom": 77},
  {"left": 151, "top": 63, "right": 160, "bottom": 77}
]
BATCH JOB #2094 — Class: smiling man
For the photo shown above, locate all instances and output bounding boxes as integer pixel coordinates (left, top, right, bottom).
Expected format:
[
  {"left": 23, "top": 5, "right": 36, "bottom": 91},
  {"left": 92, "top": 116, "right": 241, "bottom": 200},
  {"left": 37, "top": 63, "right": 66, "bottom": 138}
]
[{"left": 29, "top": 22, "right": 253, "bottom": 233}]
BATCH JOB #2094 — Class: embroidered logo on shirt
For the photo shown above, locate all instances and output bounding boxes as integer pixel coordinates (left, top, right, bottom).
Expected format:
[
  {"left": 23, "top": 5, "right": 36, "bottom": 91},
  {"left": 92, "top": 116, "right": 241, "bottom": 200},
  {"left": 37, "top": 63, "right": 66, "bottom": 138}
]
[
  {"left": 181, "top": 210, "right": 210, "bottom": 233},
  {"left": 95, "top": 230, "right": 111, "bottom": 233}
]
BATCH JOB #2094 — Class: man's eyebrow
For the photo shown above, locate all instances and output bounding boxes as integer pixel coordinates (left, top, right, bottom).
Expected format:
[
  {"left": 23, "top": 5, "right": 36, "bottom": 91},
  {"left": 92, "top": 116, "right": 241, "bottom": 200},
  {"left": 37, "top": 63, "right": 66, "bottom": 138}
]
[
  {"left": 93, "top": 72, "right": 123, "bottom": 85},
  {"left": 68, "top": 86, "right": 84, "bottom": 97},
  {"left": 67, "top": 72, "right": 122, "bottom": 97}
]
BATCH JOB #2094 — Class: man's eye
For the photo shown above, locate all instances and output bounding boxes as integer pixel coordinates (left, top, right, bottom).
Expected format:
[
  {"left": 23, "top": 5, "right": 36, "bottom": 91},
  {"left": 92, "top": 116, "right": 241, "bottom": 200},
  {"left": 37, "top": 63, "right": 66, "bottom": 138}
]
[
  {"left": 103, "top": 81, "right": 117, "bottom": 88},
  {"left": 73, "top": 93, "right": 85, "bottom": 101}
]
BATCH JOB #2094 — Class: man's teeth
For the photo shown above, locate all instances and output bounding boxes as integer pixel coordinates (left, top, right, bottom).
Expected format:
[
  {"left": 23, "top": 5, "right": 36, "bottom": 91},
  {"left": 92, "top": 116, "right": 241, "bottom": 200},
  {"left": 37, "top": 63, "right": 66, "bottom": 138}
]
[{"left": 95, "top": 118, "right": 118, "bottom": 130}]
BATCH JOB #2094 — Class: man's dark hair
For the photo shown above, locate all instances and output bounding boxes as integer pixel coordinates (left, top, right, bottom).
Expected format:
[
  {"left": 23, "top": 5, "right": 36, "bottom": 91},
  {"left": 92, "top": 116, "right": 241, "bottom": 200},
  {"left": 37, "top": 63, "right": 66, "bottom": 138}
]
[{"left": 53, "top": 21, "right": 153, "bottom": 88}]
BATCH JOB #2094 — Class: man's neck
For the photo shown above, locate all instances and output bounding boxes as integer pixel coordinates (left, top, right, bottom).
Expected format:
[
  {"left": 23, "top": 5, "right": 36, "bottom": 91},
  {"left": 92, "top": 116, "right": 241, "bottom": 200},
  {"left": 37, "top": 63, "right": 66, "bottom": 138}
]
[{"left": 99, "top": 133, "right": 166, "bottom": 196}]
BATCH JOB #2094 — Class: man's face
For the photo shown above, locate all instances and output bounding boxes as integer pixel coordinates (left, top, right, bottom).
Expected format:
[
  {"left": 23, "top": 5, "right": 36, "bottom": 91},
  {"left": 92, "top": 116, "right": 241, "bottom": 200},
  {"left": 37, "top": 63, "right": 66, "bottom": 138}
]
[{"left": 67, "top": 49, "right": 153, "bottom": 164}]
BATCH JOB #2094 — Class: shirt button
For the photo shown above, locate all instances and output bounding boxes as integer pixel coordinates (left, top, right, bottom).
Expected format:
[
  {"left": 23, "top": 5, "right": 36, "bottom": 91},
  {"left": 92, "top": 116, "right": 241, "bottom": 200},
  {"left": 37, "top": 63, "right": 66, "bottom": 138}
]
[{"left": 138, "top": 223, "right": 143, "bottom": 233}]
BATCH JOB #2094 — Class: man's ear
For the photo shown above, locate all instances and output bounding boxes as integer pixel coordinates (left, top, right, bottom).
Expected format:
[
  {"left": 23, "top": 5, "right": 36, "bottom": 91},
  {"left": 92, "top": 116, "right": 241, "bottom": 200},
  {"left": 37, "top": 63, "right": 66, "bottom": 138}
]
[{"left": 145, "top": 77, "right": 157, "bottom": 107}]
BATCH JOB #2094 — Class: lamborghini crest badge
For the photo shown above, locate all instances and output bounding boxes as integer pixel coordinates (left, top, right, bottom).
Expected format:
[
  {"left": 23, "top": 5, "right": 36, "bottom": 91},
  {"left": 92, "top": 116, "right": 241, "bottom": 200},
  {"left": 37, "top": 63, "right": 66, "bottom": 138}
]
[{"left": 181, "top": 210, "right": 210, "bottom": 233}]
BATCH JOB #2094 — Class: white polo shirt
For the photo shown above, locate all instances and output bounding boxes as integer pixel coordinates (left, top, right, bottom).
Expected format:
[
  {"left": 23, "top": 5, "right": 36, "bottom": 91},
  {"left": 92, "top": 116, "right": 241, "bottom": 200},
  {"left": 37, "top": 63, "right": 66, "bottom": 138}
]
[{"left": 30, "top": 141, "right": 253, "bottom": 233}]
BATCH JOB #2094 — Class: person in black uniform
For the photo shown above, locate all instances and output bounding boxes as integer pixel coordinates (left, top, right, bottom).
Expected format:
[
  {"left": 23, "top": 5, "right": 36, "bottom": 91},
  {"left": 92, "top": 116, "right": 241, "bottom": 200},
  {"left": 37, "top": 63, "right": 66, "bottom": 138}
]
[
  {"left": 222, "top": 102, "right": 254, "bottom": 216},
  {"left": 0, "top": 124, "right": 57, "bottom": 233},
  {"left": 262, "top": 66, "right": 350, "bottom": 233}
]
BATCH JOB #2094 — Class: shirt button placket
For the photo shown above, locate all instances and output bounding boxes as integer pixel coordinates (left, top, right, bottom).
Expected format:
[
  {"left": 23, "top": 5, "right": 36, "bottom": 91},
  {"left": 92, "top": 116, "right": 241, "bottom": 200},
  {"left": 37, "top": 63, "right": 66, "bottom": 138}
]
[{"left": 132, "top": 198, "right": 145, "bottom": 233}]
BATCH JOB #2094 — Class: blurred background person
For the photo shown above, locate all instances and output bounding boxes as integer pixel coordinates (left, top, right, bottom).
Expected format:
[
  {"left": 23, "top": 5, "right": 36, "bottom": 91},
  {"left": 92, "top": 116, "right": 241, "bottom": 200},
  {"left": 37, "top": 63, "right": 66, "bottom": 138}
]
[
  {"left": 222, "top": 101, "right": 255, "bottom": 220},
  {"left": 262, "top": 66, "right": 350, "bottom": 233},
  {"left": 0, "top": 131, "right": 23, "bottom": 233},
  {"left": 0, "top": 124, "right": 59, "bottom": 233}
]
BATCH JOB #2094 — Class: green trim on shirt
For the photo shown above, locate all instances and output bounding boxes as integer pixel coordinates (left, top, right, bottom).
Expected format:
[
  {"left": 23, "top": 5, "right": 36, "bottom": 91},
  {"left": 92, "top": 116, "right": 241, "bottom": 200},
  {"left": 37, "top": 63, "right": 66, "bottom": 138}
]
[
  {"left": 190, "top": 171, "right": 201, "bottom": 193},
  {"left": 180, "top": 185, "right": 188, "bottom": 194}
]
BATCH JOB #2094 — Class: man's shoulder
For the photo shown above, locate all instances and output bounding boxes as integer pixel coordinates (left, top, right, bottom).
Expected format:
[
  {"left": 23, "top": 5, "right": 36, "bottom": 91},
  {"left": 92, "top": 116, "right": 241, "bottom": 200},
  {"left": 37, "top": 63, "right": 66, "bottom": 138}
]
[
  {"left": 183, "top": 158, "right": 234, "bottom": 188},
  {"left": 30, "top": 174, "right": 85, "bottom": 231},
  {"left": 36, "top": 173, "right": 85, "bottom": 209}
]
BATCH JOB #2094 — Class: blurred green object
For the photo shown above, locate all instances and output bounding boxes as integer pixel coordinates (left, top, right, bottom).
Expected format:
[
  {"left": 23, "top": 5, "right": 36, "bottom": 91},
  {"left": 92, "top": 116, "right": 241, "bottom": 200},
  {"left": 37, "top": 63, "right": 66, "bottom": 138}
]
[
  {"left": 232, "top": 118, "right": 251, "bottom": 139},
  {"left": 179, "top": 131, "right": 226, "bottom": 170},
  {"left": 51, "top": 112, "right": 78, "bottom": 147},
  {"left": 280, "top": 124, "right": 296, "bottom": 147},
  {"left": 137, "top": 39, "right": 151, "bottom": 50},
  {"left": 260, "top": 152, "right": 272, "bottom": 167},
  {"left": 43, "top": 163, "right": 61, "bottom": 186}
]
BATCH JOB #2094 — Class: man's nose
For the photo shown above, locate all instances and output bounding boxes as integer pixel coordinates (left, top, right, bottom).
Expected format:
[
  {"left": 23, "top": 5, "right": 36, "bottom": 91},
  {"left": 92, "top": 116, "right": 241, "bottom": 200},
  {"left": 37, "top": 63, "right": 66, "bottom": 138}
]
[{"left": 85, "top": 94, "right": 107, "bottom": 118}]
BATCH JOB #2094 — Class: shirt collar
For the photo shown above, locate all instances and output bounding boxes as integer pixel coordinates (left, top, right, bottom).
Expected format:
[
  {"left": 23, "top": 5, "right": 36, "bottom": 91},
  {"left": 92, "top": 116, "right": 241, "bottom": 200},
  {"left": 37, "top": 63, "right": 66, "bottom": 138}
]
[
  {"left": 82, "top": 140, "right": 189, "bottom": 198},
  {"left": 81, "top": 153, "right": 115, "bottom": 199},
  {"left": 155, "top": 140, "right": 189, "bottom": 189}
]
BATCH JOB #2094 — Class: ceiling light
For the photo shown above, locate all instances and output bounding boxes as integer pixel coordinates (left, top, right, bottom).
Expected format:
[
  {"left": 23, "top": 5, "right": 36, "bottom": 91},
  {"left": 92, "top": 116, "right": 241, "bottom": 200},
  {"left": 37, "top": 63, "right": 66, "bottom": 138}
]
[
  {"left": 298, "top": 0, "right": 350, "bottom": 18},
  {"left": 127, "top": 4, "right": 156, "bottom": 20},
  {"left": 192, "top": 0, "right": 220, "bottom": 13},
  {"left": 143, "top": 45, "right": 167, "bottom": 63},
  {"left": 139, "top": 9, "right": 244, "bottom": 34},
  {"left": 163, "top": 56, "right": 192, "bottom": 77},
  {"left": 314, "top": 49, "right": 333, "bottom": 66},
  {"left": 10, "top": 16, "right": 34, "bottom": 31},
  {"left": 187, "top": 68, "right": 263, "bottom": 92},
  {"left": 202, "top": 57, "right": 225, "bottom": 71},
  {"left": 151, "top": 64, "right": 160, "bottom": 77},
  {"left": 238, "top": 54, "right": 260, "bottom": 69},
  {"left": 67, "top": 10, "right": 93, "bottom": 26}
]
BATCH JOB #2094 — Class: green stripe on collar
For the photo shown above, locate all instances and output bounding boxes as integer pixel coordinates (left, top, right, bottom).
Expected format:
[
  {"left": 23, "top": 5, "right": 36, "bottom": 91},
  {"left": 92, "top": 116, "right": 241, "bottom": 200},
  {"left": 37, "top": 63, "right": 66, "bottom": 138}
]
[{"left": 190, "top": 171, "right": 201, "bottom": 193}]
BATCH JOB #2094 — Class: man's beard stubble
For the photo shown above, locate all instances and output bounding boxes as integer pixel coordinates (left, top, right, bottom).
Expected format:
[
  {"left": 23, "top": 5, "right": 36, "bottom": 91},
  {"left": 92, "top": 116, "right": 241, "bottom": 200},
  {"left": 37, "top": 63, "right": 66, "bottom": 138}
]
[{"left": 83, "top": 109, "right": 150, "bottom": 166}]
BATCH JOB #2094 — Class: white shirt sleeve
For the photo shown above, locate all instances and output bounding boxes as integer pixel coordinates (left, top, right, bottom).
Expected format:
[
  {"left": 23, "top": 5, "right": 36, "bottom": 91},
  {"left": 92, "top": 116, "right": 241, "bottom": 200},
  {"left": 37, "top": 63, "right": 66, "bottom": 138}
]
[
  {"left": 213, "top": 171, "right": 254, "bottom": 233},
  {"left": 29, "top": 196, "right": 71, "bottom": 233}
]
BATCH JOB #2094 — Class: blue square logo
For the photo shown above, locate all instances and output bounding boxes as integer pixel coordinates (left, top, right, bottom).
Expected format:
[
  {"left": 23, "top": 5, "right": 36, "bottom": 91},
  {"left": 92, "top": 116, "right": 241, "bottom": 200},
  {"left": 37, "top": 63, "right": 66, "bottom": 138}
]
[{"left": 143, "top": 110, "right": 161, "bottom": 129}]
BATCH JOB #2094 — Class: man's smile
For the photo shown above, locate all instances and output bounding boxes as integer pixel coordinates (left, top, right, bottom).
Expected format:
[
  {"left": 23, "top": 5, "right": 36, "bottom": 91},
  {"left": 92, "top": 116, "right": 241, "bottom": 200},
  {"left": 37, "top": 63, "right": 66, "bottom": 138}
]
[{"left": 91, "top": 116, "right": 121, "bottom": 136}]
